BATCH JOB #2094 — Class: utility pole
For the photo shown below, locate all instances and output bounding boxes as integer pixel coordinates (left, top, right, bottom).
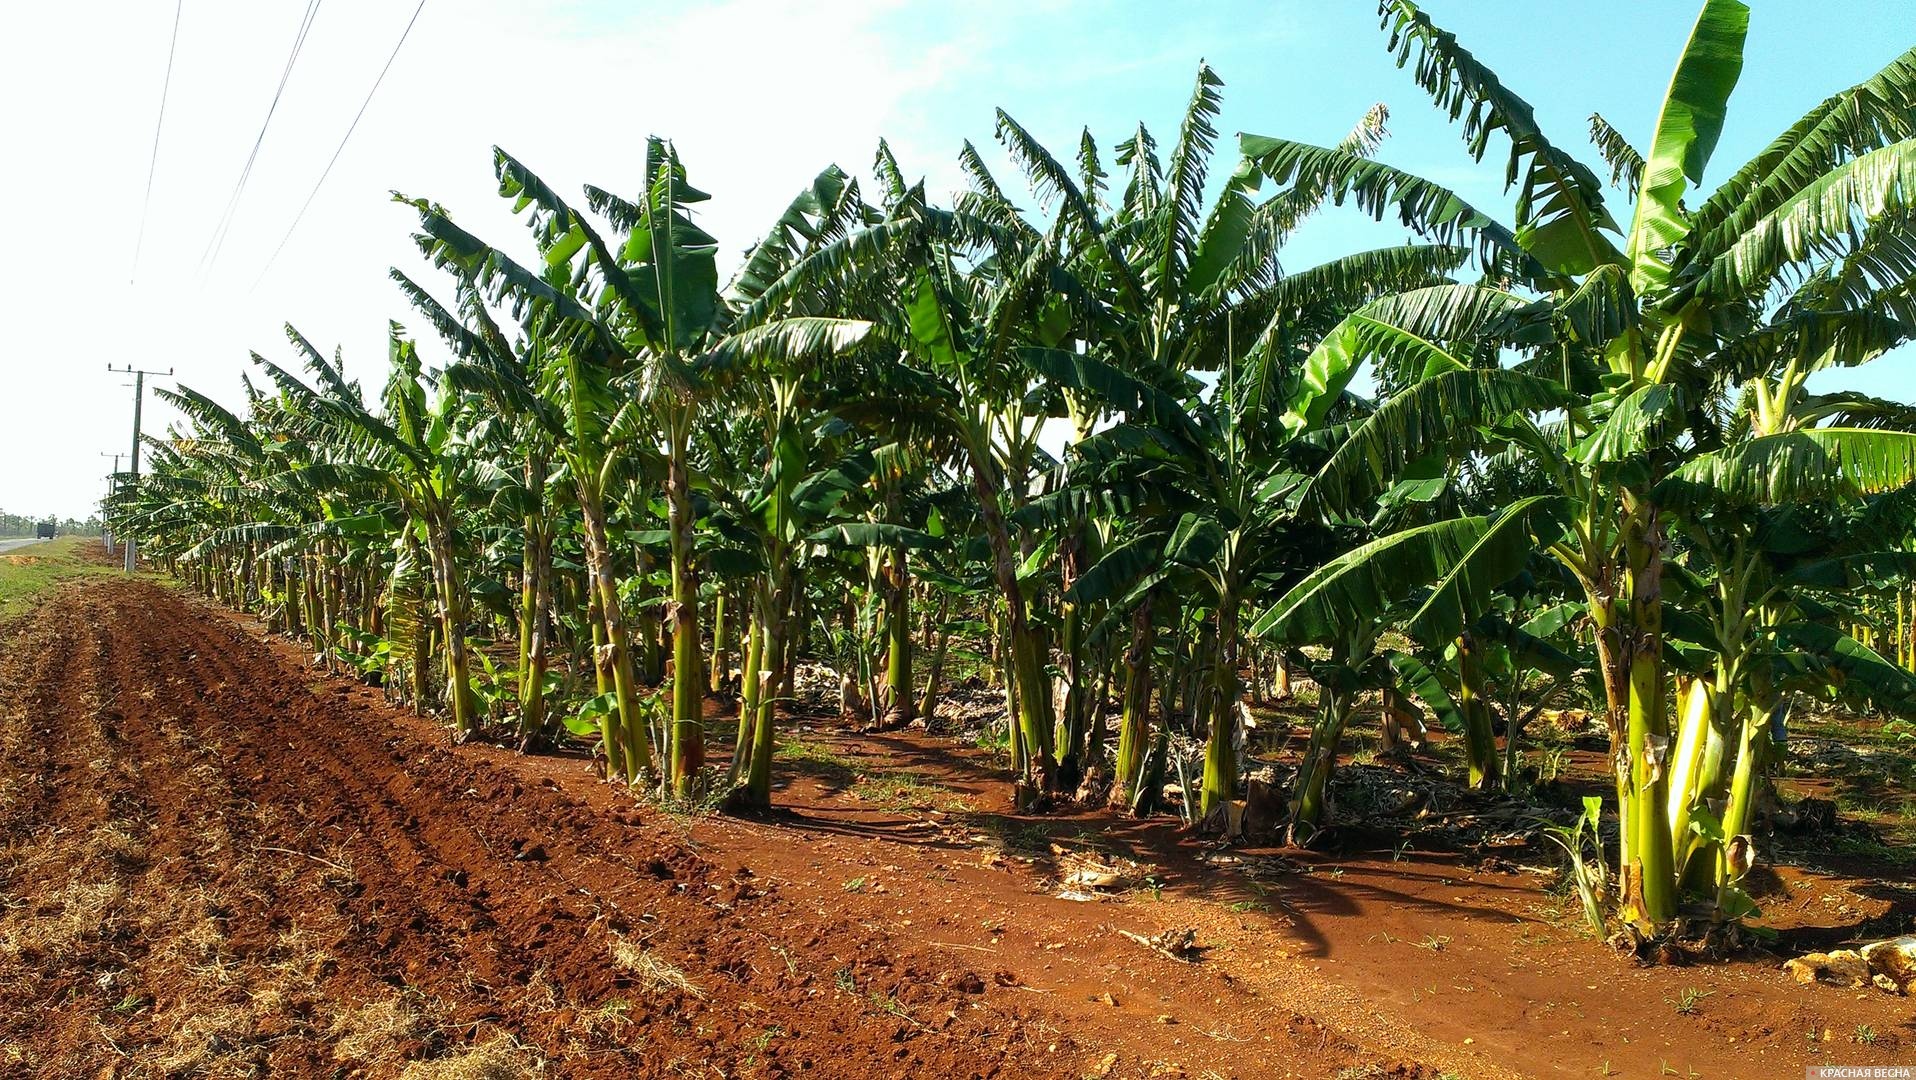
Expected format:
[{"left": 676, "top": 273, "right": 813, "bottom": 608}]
[
  {"left": 107, "top": 364, "right": 172, "bottom": 573},
  {"left": 99, "top": 452, "right": 122, "bottom": 553}
]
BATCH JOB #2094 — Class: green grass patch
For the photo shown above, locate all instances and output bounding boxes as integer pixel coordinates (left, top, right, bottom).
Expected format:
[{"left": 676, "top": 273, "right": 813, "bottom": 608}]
[
  {"left": 774, "top": 738, "right": 968, "bottom": 811},
  {"left": 850, "top": 770, "right": 969, "bottom": 812},
  {"left": 0, "top": 537, "right": 114, "bottom": 619},
  {"left": 1827, "top": 833, "right": 1916, "bottom": 866},
  {"left": 774, "top": 739, "right": 859, "bottom": 782},
  {"left": 982, "top": 817, "right": 1053, "bottom": 853}
]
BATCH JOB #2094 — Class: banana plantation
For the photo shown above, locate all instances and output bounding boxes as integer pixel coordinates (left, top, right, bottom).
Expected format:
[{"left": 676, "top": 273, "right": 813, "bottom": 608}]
[{"left": 109, "top": 0, "right": 1916, "bottom": 959}]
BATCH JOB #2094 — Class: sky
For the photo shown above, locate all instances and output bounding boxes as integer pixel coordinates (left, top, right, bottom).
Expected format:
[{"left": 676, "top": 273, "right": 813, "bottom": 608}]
[{"left": 2, "top": 0, "right": 1913, "bottom": 520}]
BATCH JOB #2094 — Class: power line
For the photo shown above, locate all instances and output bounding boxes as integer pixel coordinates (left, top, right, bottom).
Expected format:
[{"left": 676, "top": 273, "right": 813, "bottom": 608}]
[
  {"left": 131, "top": 0, "right": 186, "bottom": 284},
  {"left": 252, "top": 0, "right": 429, "bottom": 292},
  {"left": 199, "top": 0, "right": 325, "bottom": 279},
  {"left": 202, "top": 0, "right": 322, "bottom": 273}
]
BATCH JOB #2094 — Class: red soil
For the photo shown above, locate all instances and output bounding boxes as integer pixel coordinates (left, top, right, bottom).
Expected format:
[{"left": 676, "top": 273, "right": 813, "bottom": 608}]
[{"left": 2, "top": 574, "right": 1911, "bottom": 1078}]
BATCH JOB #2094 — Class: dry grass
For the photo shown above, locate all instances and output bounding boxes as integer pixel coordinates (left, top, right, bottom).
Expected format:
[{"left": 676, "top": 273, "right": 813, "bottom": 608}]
[
  {"left": 573, "top": 998, "right": 635, "bottom": 1048},
  {"left": 398, "top": 1035, "right": 544, "bottom": 1079},
  {"left": 0, "top": 876, "right": 126, "bottom": 964},
  {"left": 96, "top": 823, "right": 150, "bottom": 872},
  {"left": 610, "top": 938, "right": 704, "bottom": 997},
  {"left": 332, "top": 994, "right": 434, "bottom": 1064},
  {"left": 267, "top": 924, "right": 340, "bottom": 986},
  {"left": 152, "top": 1001, "right": 262, "bottom": 1077}
]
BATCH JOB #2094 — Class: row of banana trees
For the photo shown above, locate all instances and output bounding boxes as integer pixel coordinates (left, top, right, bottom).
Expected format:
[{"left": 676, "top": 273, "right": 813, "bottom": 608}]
[{"left": 113, "top": 0, "right": 1916, "bottom": 936}]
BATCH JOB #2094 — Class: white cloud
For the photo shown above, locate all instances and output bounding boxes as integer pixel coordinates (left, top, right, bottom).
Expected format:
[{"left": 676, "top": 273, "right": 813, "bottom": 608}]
[{"left": 0, "top": 0, "right": 971, "bottom": 519}]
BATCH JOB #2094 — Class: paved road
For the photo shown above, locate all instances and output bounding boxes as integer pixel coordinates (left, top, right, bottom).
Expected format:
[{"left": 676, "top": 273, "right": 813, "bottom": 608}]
[{"left": 0, "top": 537, "right": 52, "bottom": 554}]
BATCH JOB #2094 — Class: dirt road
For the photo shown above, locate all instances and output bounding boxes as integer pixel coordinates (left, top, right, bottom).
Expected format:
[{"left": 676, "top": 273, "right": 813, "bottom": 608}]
[{"left": 2, "top": 574, "right": 1910, "bottom": 1078}]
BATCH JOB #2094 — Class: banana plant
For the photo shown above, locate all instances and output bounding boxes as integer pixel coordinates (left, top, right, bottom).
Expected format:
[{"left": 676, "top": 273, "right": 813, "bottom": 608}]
[
  {"left": 244, "top": 325, "right": 499, "bottom": 738},
  {"left": 1265, "top": 0, "right": 1916, "bottom": 923},
  {"left": 986, "top": 64, "right": 1483, "bottom": 810},
  {"left": 1250, "top": 497, "right": 1568, "bottom": 841}
]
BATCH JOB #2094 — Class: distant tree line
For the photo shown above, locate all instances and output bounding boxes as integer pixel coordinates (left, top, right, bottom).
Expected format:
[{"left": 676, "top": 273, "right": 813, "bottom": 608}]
[{"left": 0, "top": 511, "right": 102, "bottom": 537}]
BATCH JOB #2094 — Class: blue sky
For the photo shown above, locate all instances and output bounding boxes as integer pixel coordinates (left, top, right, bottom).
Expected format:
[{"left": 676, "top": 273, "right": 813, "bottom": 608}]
[
  {"left": 2, "top": 0, "right": 1911, "bottom": 519},
  {"left": 861, "top": 0, "right": 1916, "bottom": 398}
]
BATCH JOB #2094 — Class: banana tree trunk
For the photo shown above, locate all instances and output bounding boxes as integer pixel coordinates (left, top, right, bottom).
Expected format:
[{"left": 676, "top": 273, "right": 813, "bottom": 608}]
[
  {"left": 1667, "top": 675, "right": 1718, "bottom": 882},
  {"left": 1713, "top": 685, "right": 1771, "bottom": 921},
  {"left": 403, "top": 534, "right": 431, "bottom": 713},
  {"left": 1200, "top": 586, "right": 1241, "bottom": 817},
  {"left": 1455, "top": 631, "right": 1500, "bottom": 791},
  {"left": 518, "top": 518, "right": 553, "bottom": 749},
  {"left": 878, "top": 547, "right": 914, "bottom": 727},
  {"left": 733, "top": 608, "right": 763, "bottom": 784},
  {"left": 666, "top": 422, "right": 705, "bottom": 796},
  {"left": 1621, "top": 499, "right": 1677, "bottom": 925},
  {"left": 579, "top": 482, "right": 647, "bottom": 781},
  {"left": 709, "top": 589, "right": 728, "bottom": 695},
  {"left": 1059, "top": 594, "right": 1088, "bottom": 773},
  {"left": 1057, "top": 529, "right": 1091, "bottom": 774},
  {"left": 1288, "top": 676, "right": 1356, "bottom": 846},
  {"left": 516, "top": 453, "right": 551, "bottom": 747},
  {"left": 1086, "top": 647, "right": 1112, "bottom": 767},
  {"left": 1111, "top": 596, "right": 1155, "bottom": 808},
  {"left": 423, "top": 510, "right": 476, "bottom": 738},
  {"left": 745, "top": 571, "right": 792, "bottom": 810},
  {"left": 285, "top": 558, "right": 304, "bottom": 638},
  {"left": 968, "top": 450, "right": 1055, "bottom": 798},
  {"left": 918, "top": 593, "right": 951, "bottom": 725}
]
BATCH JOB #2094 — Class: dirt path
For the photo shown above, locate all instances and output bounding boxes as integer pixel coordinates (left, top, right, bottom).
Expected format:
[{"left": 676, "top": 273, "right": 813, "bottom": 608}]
[
  {"left": 2, "top": 575, "right": 1911, "bottom": 1079},
  {"left": 692, "top": 729, "right": 1916, "bottom": 1080}
]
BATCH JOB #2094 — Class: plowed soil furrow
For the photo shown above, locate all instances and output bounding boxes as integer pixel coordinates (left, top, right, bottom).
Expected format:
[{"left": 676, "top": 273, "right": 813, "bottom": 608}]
[{"left": 0, "top": 579, "right": 1082, "bottom": 1078}]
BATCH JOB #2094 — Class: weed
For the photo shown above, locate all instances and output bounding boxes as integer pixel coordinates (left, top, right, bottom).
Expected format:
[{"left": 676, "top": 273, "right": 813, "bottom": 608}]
[
  {"left": 842, "top": 875, "right": 867, "bottom": 893},
  {"left": 1544, "top": 796, "right": 1609, "bottom": 936},
  {"left": 1415, "top": 934, "right": 1451, "bottom": 952},
  {"left": 868, "top": 991, "right": 917, "bottom": 1024},
  {"left": 1670, "top": 987, "right": 1712, "bottom": 1015},
  {"left": 743, "top": 1024, "right": 784, "bottom": 1065},
  {"left": 1537, "top": 745, "right": 1568, "bottom": 782},
  {"left": 1856, "top": 1024, "right": 1879, "bottom": 1045}
]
